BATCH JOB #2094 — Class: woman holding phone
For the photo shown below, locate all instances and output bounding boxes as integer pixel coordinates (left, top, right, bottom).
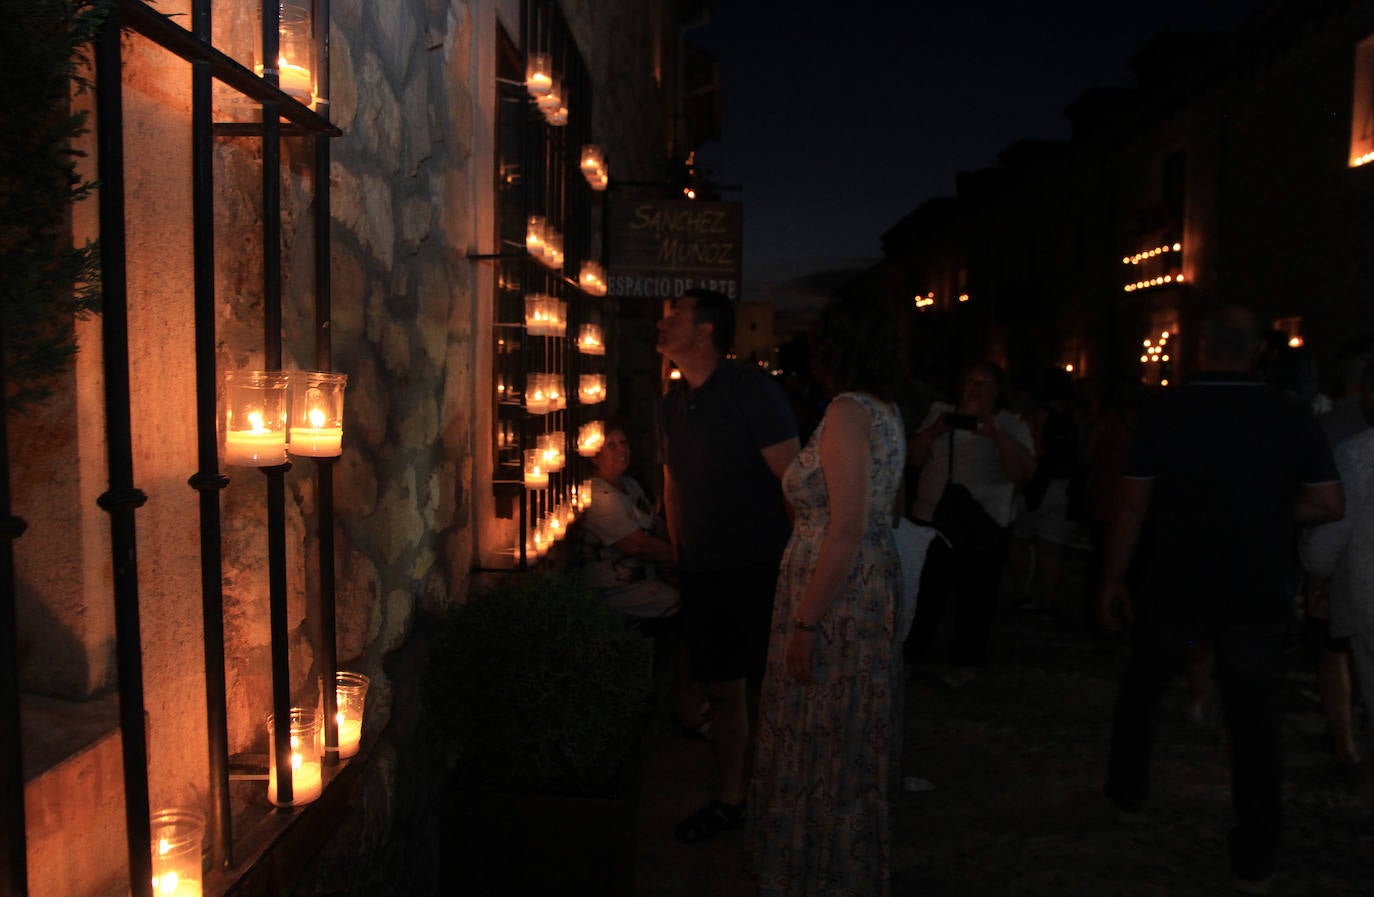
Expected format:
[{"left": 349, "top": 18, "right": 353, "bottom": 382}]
[{"left": 906, "top": 360, "right": 1036, "bottom": 685}]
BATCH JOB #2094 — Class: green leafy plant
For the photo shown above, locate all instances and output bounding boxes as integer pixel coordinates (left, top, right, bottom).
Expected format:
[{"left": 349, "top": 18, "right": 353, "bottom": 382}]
[
  {"left": 426, "top": 572, "right": 654, "bottom": 797},
  {"left": 1, "top": 0, "right": 110, "bottom": 410}
]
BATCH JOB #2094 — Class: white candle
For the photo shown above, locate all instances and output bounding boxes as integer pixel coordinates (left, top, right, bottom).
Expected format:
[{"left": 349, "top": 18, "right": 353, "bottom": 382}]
[
  {"left": 288, "top": 426, "right": 342, "bottom": 457},
  {"left": 526, "top": 389, "right": 549, "bottom": 415},
  {"left": 225, "top": 422, "right": 286, "bottom": 466},
  {"left": 268, "top": 758, "right": 323, "bottom": 806},
  {"left": 336, "top": 717, "right": 362, "bottom": 759},
  {"left": 278, "top": 61, "right": 312, "bottom": 101},
  {"left": 153, "top": 875, "right": 203, "bottom": 897}
]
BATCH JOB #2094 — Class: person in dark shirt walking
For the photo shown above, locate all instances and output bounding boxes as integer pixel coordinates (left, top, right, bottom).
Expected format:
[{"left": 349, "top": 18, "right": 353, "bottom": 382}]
[{"left": 1098, "top": 306, "right": 1344, "bottom": 895}]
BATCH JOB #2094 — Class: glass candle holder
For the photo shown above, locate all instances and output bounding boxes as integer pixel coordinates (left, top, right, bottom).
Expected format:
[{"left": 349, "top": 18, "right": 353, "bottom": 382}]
[
  {"left": 267, "top": 708, "right": 323, "bottom": 807},
  {"left": 523, "top": 449, "right": 549, "bottom": 489},
  {"left": 526, "top": 215, "right": 546, "bottom": 257},
  {"left": 538, "top": 431, "right": 566, "bottom": 472},
  {"left": 536, "top": 77, "right": 562, "bottom": 115},
  {"left": 254, "top": 0, "right": 314, "bottom": 102},
  {"left": 287, "top": 371, "right": 347, "bottom": 458},
  {"left": 577, "top": 323, "right": 605, "bottom": 355},
  {"left": 525, "top": 52, "right": 552, "bottom": 98},
  {"left": 577, "top": 420, "right": 605, "bottom": 457},
  {"left": 525, "top": 373, "right": 551, "bottom": 415},
  {"left": 546, "top": 376, "right": 565, "bottom": 411},
  {"left": 550, "top": 299, "right": 567, "bottom": 336},
  {"left": 223, "top": 371, "right": 289, "bottom": 466},
  {"left": 150, "top": 810, "right": 204, "bottom": 897},
  {"left": 578, "top": 374, "right": 606, "bottom": 405},
  {"left": 334, "top": 672, "right": 370, "bottom": 759},
  {"left": 524, "top": 293, "right": 552, "bottom": 336},
  {"left": 578, "top": 261, "right": 606, "bottom": 296}
]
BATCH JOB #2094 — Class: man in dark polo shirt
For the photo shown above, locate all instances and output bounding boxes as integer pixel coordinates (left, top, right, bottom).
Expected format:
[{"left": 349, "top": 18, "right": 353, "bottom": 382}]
[
  {"left": 1098, "top": 307, "right": 1343, "bottom": 894},
  {"left": 657, "top": 288, "right": 799, "bottom": 843}
]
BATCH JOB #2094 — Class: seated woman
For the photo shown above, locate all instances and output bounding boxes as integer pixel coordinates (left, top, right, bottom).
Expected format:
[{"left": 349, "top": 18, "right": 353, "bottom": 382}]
[
  {"left": 580, "top": 421, "right": 679, "bottom": 620},
  {"left": 580, "top": 421, "right": 707, "bottom": 738}
]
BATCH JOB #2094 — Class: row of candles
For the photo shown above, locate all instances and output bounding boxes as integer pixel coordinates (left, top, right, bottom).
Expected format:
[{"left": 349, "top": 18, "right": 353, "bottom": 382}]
[
  {"left": 149, "top": 672, "right": 370, "bottom": 895},
  {"left": 526, "top": 216, "right": 564, "bottom": 270},
  {"left": 525, "top": 484, "right": 594, "bottom": 559},
  {"left": 522, "top": 301, "right": 605, "bottom": 351},
  {"left": 579, "top": 144, "right": 609, "bottom": 191},
  {"left": 223, "top": 370, "right": 348, "bottom": 466},
  {"left": 520, "top": 421, "right": 606, "bottom": 481},
  {"left": 514, "top": 372, "right": 605, "bottom": 413},
  {"left": 525, "top": 53, "right": 568, "bottom": 126}
]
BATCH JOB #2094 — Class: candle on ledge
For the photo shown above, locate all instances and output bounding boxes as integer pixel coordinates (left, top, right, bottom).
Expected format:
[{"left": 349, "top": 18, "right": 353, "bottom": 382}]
[
  {"left": 334, "top": 671, "right": 370, "bottom": 759},
  {"left": 267, "top": 709, "right": 324, "bottom": 807},
  {"left": 526, "top": 53, "right": 553, "bottom": 97},
  {"left": 577, "top": 421, "right": 605, "bottom": 457},
  {"left": 288, "top": 371, "right": 347, "bottom": 458},
  {"left": 579, "top": 374, "right": 606, "bottom": 405},
  {"left": 223, "top": 371, "right": 289, "bottom": 466},
  {"left": 150, "top": 810, "right": 205, "bottom": 897},
  {"left": 524, "top": 449, "right": 549, "bottom": 489},
  {"left": 577, "top": 324, "right": 605, "bottom": 355}
]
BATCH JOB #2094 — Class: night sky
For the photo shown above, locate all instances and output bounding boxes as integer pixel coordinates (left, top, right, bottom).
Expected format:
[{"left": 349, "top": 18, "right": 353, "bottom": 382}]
[{"left": 689, "top": 0, "right": 1266, "bottom": 308}]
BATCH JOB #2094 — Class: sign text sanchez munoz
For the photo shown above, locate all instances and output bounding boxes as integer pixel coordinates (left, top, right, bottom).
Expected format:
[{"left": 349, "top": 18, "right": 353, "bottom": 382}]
[{"left": 606, "top": 199, "right": 742, "bottom": 299}]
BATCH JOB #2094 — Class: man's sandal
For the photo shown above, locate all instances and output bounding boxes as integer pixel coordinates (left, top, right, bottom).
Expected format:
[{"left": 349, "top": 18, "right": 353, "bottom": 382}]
[{"left": 674, "top": 799, "right": 745, "bottom": 844}]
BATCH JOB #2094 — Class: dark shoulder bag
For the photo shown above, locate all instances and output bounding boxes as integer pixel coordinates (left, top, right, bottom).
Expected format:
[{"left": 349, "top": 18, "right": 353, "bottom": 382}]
[{"left": 931, "top": 430, "right": 998, "bottom": 549}]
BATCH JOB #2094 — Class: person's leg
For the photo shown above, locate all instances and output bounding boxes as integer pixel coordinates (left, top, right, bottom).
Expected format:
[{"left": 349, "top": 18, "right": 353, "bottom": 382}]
[
  {"left": 1213, "top": 622, "right": 1286, "bottom": 884},
  {"left": 1106, "top": 615, "right": 1191, "bottom": 812},
  {"left": 950, "top": 524, "right": 1009, "bottom": 667},
  {"left": 907, "top": 536, "right": 953, "bottom": 663},
  {"left": 1344, "top": 635, "right": 1374, "bottom": 805},
  {"left": 704, "top": 677, "right": 750, "bottom": 804},
  {"left": 1318, "top": 640, "right": 1359, "bottom": 764}
]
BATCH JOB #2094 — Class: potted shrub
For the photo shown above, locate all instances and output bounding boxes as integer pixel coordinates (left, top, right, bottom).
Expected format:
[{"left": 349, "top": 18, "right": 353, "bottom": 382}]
[{"left": 427, "top": 570, "right": 654, "bottom": 896}]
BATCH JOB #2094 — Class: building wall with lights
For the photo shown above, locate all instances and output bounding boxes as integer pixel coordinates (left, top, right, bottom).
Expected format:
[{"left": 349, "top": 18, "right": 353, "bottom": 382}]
[
  {"left": 9, "top": 1, "right": 691, "bottom": 895},
  {"left": 868, "top": 0, "right": 1374, "bottom": 397}
]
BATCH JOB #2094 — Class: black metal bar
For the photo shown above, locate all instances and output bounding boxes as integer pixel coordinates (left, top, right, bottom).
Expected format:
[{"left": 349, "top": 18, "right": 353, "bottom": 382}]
[
  {"left": 119, "top": 0, "right": 340, "bottom": 136},
  {"left": 263, "top": 464, "right": 293, "bottom": 805},
  {"left": 317, "top": 458, "right": 339, "bottom": 757},
  {"left": 0, "top": 335, "right": 30, "bottom": 897},
  {"left": 95, "top": 9, "right": 154, "bottom": 897},
  {"left": 314, "top": 29, "right": 340, "bottom": 751},
  {"left": 190, "top": 0, "right": 233, "bottom": 868}
]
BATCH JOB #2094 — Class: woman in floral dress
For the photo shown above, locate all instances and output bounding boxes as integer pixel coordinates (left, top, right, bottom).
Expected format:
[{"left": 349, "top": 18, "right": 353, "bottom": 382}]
[{"left": 748, "top": 295, "right": 906, "bottom": 897}]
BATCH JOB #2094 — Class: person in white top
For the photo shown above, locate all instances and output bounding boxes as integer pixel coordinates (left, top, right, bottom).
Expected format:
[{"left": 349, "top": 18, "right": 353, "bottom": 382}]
[{"left": 907, "top": 360, "right": 1035, "bottom": 683}]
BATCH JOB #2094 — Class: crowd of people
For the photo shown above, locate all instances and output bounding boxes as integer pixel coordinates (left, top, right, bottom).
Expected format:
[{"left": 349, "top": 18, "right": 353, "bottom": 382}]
[{"left": 570, "top": 290, "right": 1372, "bottom": 897}]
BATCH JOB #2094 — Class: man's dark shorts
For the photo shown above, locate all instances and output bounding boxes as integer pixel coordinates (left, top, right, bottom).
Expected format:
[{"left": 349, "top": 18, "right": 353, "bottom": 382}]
[{"left": 678, "top": 564, "right": 779, "bottom": 684}]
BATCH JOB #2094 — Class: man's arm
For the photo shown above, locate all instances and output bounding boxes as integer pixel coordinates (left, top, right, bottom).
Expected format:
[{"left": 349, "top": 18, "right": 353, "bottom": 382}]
[
  {"left": 1295, "top": 481, "right": 1343, "bottom": 526},
  {"left": 1097, "top": 476, "right": 1153, "bottom": 632},
  {"left": 760, "top": 437, "right": 801, "bottom": 481}
]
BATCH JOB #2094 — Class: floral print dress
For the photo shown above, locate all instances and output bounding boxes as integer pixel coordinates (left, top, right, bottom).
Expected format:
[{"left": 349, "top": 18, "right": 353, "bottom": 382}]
[{"left": 749, "top": 392, "right": 906, "bottom": 897}]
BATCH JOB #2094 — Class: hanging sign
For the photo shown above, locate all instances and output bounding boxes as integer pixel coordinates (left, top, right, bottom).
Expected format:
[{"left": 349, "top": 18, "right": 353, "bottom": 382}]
[{"left": 606, "top": 199, "right": 742, "bottom": 299}]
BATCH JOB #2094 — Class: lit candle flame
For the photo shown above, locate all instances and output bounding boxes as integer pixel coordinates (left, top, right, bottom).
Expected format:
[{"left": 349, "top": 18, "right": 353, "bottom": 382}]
[{"left": 308, "top": 407, "right": 326, "bottom": 428}]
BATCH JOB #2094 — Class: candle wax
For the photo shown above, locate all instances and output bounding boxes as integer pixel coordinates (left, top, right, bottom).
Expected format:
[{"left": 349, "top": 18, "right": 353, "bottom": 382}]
[
  {"left": 225, "top": 430, "right": 287, "bottom": 466},
  {"left": 337, "top": 719, "right": 362, "bottom": 759},
  {"left": 288, "top": 426, "right": 343, "bottom": 457},
  {"left": 268, "top": 759, "right": 324, "bottom": 806}
]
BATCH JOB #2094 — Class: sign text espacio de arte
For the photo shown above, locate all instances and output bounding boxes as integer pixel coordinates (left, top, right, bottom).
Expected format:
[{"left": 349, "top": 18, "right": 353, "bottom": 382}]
[{"left": 606, "top": 199, "right": 742, "bottom": 300}]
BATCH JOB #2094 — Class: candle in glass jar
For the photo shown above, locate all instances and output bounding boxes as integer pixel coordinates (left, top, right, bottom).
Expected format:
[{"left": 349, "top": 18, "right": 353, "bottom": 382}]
[
  {"left": 289, "top": 406, "right": 343, "bottom": 456},
  {"left": 225, "top": 411, "right": 287, "bottom": 466},
  {"left": 267, "top": 756, "right": 323, "bottom": 806},
  {"left": 336, "top": 715, "right": 362, "bottom": 758}
]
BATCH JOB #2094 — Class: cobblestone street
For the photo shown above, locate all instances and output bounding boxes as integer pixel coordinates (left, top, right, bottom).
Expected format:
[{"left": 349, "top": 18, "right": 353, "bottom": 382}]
[{"left": 636, "top": 587, "right": 1374, "bottom": 896}]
